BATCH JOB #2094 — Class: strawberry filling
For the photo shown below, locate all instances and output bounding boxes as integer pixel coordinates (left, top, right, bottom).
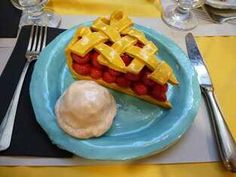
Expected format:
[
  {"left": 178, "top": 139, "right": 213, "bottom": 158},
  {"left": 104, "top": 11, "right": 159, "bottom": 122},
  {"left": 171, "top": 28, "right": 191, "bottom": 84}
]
[
  {"left": 121, "top": 54, "right": 132, "bottom": 66},
  {"left": 71, "top": 50, "right": 168, "bottom": 102}
]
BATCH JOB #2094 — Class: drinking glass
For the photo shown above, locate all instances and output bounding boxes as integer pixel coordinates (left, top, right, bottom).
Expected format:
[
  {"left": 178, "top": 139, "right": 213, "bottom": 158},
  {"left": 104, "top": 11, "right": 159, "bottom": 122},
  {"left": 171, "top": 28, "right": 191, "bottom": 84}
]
[
  {"left": 10, "top": 0, "right": 61, "bottom": 27},
  {"left": 162, "top": 0, "right": 204, "bottom": 30}
]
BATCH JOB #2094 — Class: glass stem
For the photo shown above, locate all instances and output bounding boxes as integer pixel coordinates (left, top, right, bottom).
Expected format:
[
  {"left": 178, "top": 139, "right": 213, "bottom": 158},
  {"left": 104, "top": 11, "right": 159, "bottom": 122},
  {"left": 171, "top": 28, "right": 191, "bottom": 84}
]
[
  {"left": 27, "top": 4, "right": 45, "bottom": 24},
  {"left": 176, "top": 5, "right": 189, "bottom": 14},
  {"left": 174, "top": 3, "right": 191, "bottom": 20}
]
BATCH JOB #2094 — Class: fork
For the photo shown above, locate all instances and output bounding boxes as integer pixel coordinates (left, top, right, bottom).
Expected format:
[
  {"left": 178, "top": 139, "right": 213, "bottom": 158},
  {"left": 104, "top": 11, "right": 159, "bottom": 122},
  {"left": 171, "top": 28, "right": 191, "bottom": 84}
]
[{"left": 0, "top": 25, "right": 47, "bottom": 151}]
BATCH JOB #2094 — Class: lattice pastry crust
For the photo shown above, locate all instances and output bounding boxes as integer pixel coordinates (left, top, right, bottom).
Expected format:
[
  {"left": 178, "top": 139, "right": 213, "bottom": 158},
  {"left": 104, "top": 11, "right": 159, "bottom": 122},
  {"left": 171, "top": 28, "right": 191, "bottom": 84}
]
[{"left": 65, "top": 10, "right": 179, "bottom": 108}]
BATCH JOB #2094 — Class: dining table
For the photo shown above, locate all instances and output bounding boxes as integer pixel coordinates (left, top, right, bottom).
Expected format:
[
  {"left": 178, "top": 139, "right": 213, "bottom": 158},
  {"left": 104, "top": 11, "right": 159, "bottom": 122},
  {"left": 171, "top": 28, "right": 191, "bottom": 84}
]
[{"left": 0, "top": 0, "right": 236, "bottom": 176}]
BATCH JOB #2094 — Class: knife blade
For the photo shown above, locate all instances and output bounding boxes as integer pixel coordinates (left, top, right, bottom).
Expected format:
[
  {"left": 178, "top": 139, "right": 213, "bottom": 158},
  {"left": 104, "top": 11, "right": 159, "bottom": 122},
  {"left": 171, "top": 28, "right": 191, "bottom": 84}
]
[
  {"left": 185, "top": 33, "right": 212, "bottom": 87},
  {"left": 185, "top": 33, "right": 236, "bottom": 172}
]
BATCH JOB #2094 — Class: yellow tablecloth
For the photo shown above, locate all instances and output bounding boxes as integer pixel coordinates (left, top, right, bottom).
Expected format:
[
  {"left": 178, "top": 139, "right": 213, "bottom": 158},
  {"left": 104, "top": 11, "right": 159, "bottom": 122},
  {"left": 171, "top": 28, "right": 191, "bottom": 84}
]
[
  {"left": 1, "top": 0, "right": 236, "bottom": 176},
  {"left": 46, "top": 0, "right": 162, "bottom": 17},
  {"left": 196, "top": 36, "right": 236, "bottom": 139},
  {"left": 0, "top": 163, "right": 234, "bottom": 177}
]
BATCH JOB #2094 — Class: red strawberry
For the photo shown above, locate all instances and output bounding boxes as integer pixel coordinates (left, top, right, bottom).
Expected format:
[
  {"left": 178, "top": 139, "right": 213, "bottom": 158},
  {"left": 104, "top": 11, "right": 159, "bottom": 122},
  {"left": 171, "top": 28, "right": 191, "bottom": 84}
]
[
  {"left": 151, "top": 91, "right": 167, "bottom": 102},
  {"left": 108, "top": 68, "right": 121, "bottom": 76},
  {"left": 72, "top": 63, "right": 91, "bottom": 76},
  {"left": 90, "top": 67, "right": 102, "bottom": 79},
  {"left": 105, "top": 41, "right": 113, "bottom": 46},
  {"left": 103, "top": 72, "right": 116, "bottom": 83},
  {"left": 153, "top": 83, "right": 168, "bottom": 93},
  {"left": 133, "top": 83, "right": 148, "bottom": 95},
  {"left": 91, "top": 51, "right": 99, "bottom": 60},
  {"left": 161, "top": 84, "right": 168, "bottom": 93},
  {"left": 151, "top": 84, "right": 168, "bottom": 101},
  {"left": 91, "top": 52, "right": 106, "bottom": 69},
  {"left": 152, "top": 84, "right": 162, "bottom": 93},
  {"left": 121, "top": 54, "right": 133, "bottom": 66},
  {"left": 142, "top": 72, "right": 156, "bottom": 87},
  {"left": 158, "top": 94, "right": 167, "bottom": 102},
  {"left": 135, "top": 41, "right": 144, "bottom": 48},
  {"left": 141, "top": 66, "right": 152, "bottom": 73},
  {"left": 125, "top": 72, "right": 141, "bottom": 81},
  {"left": 71, "top": 53, "right": 90, "bottom": 64},
  {"left": 116, "top": 77, "right": 130, "bottom": 87}
]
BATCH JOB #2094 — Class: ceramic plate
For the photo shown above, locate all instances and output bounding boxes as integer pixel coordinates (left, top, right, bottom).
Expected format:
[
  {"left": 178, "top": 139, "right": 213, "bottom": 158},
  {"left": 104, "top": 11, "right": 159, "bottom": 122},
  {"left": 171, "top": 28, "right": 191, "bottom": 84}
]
[
  {"left": 30, "top": 22, "right": 201, "bottom": 160},
  {"left": 206, "top": 0, "right": 236, "bottom": 9}
]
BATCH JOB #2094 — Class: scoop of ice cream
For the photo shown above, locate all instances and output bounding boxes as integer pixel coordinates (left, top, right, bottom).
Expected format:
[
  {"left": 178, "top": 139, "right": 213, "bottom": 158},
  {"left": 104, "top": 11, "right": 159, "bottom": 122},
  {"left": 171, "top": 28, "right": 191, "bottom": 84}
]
[{"left": 55, "top": 80, "right": 117, "bottom": 139}]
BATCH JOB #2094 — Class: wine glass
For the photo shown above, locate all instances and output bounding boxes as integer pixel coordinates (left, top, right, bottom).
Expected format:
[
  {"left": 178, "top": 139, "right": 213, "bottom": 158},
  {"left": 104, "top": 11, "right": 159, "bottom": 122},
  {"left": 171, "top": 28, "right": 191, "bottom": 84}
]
[
  {"left": 10, "top": 0, "right": 61, "bottom": 27},
  {"left": 162, "top": 0, "right": 204, "bottom": 30}
]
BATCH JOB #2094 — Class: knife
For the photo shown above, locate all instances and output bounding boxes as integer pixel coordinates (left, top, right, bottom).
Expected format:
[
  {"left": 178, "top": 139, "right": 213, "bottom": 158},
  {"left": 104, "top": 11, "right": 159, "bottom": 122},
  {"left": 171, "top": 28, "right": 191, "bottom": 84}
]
[{"left": 185, "top": 33, "right": 236, "bottom": 172}]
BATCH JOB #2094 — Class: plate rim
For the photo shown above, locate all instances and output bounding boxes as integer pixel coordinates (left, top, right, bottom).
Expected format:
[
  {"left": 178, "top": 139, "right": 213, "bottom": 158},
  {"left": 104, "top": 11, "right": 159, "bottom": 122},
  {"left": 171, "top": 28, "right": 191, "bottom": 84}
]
[
  {"left": 30, "top": 22, "right": 201, "bottom": 160},
  {"left": 206, "top": 0, "right": 236, "bottom": 9}
]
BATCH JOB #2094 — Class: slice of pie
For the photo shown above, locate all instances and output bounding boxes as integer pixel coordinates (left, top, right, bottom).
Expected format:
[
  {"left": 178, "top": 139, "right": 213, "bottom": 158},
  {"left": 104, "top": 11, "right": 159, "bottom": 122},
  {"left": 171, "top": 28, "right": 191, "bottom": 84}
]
[{"left": 65, "top": 10, "right": 179, "bottom": 109}]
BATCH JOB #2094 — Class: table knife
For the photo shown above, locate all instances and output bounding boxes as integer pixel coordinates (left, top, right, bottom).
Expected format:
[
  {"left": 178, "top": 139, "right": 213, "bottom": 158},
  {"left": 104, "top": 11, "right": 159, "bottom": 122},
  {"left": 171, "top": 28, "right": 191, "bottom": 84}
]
[{"left": 185, "top": 33, "right": 236, "bottom": 172}]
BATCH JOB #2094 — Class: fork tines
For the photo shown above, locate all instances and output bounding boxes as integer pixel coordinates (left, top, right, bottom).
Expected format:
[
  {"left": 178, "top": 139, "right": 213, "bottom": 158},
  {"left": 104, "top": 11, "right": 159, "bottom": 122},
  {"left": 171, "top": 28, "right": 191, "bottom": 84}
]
[{"left": 27, "top": 25, "right": 48, "bottom": 53}]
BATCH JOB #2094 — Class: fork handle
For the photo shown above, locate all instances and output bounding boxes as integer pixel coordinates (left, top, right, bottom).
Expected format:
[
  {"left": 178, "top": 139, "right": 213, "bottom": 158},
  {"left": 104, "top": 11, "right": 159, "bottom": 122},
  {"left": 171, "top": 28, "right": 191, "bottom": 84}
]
[
  {"left": 0, "top": 61, "right": 30, "bottom": 151},
  {"left": 202, "top": 86, "right": 236, "bottom": 172}
]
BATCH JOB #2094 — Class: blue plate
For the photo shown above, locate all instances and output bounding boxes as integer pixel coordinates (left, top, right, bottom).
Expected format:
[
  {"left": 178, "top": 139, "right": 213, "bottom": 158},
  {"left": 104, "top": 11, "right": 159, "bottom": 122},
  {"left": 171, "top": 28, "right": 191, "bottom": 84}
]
[{"left": 30, "top": 23, "right": 201, "bottom": 160}]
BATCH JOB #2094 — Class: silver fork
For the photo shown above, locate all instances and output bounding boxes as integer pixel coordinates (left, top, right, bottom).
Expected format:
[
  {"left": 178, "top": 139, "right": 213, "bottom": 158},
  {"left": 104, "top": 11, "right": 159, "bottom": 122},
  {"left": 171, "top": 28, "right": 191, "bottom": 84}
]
[{"left": 0, "top": 25, "right": 47, "bottom": 151}]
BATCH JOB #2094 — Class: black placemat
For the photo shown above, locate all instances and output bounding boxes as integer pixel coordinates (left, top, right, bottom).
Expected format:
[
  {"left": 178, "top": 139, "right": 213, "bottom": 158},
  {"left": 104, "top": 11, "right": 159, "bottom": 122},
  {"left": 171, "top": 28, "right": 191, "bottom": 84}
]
[
  {"left": 0, "top": 25, "right": 72, "bottom": 157},
  {"left": 0, "top": 0, "right": 22, "bottom": 38}
]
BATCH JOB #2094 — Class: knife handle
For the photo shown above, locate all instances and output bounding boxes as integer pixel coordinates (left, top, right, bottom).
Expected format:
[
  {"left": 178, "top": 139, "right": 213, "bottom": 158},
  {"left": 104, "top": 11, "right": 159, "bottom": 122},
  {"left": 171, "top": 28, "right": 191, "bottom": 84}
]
[{"left": 202, "top": 86, "right": 236, "bottom": 172}]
